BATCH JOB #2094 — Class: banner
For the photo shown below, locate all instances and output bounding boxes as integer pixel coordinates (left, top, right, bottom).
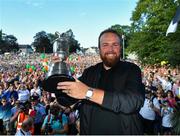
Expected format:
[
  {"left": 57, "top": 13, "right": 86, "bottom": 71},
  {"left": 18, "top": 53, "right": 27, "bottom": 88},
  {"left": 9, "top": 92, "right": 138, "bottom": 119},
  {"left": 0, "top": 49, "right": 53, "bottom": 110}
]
[{"left": 166, "top": 6, "right": 180, "bottom": 36}]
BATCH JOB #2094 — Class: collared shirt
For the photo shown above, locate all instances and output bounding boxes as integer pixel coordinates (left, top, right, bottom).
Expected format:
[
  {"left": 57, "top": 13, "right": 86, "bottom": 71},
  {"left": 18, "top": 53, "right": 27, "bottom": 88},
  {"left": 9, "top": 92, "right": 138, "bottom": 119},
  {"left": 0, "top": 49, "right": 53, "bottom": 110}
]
[{"left": 79, "top": 61, "right": 145, "bottom": 134}]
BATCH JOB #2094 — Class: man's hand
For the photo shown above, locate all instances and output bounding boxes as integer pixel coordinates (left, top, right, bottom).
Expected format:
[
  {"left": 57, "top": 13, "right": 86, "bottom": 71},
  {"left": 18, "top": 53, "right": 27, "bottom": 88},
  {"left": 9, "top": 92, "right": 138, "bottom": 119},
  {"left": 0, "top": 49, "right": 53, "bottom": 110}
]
[
  {"left": 57, "top": 77, "right": 105, "bottom": 105},
  {"left": 51, "top": 55, "right": 61, "bottom": 63},
  {"left": 57, "top": 78, "right": 88, "bottom": 99}
]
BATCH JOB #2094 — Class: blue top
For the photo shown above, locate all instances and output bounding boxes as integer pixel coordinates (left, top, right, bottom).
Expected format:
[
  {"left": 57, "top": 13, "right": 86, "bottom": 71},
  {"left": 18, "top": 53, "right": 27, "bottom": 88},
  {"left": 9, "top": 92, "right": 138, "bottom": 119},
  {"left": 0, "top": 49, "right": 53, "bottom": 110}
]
[
  {"left": 33, "top": 103, "right": 46, "bottom": 123},
  {"left": 1, "top": 90, "right": 18, "bottom": 102},
  {"left": 42, "top": 113, "right": 68, "bottom": 134},
  {"left": 0, "top": 102, "right": 12, "bottom": 121}
]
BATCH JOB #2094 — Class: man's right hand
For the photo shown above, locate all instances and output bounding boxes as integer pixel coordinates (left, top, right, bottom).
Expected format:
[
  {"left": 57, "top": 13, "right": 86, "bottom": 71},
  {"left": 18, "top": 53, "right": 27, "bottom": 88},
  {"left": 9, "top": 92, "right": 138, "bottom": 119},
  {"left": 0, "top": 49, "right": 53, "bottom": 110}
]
[{"left": 51, "top": 55, "right": 61, "bottom": 63}]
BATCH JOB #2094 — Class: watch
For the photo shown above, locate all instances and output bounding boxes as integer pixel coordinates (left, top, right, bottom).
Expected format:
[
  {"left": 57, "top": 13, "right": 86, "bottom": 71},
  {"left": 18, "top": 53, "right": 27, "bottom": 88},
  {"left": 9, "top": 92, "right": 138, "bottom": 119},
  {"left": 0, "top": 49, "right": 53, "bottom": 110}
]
[{"left": 85, "top": 88, "right": 94, "bottom": 100}]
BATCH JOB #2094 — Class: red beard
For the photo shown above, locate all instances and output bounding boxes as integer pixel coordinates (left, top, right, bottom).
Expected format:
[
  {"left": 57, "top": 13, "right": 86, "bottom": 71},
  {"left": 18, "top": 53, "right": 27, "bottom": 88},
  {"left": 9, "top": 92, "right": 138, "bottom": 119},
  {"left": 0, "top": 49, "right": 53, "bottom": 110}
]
[{"left": 100, "top": 52, "right": 120, "bottom": 67}]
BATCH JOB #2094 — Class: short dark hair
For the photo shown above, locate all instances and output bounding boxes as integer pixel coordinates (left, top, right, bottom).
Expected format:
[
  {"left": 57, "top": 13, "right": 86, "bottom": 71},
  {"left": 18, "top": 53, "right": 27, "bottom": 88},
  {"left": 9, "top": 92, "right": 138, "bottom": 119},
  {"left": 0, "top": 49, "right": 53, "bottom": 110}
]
[{"left": 98, "top": 29, "right": 122, "bottom": 48}]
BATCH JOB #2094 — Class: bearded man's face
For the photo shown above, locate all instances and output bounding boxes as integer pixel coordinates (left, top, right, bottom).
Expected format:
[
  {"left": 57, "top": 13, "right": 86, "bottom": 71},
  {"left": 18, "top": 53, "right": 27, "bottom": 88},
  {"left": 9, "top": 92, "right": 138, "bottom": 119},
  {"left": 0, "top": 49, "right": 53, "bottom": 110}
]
[{"left": 99, "top": 32, "right": 121, "bottom": 68}]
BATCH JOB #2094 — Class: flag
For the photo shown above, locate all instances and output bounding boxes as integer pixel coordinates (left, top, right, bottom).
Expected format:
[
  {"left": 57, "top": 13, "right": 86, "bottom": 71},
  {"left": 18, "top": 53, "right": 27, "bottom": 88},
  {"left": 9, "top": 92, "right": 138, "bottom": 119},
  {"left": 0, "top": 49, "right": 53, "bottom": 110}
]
[{"left": 166, "top": 6, "right": 180, "bottom": 36}]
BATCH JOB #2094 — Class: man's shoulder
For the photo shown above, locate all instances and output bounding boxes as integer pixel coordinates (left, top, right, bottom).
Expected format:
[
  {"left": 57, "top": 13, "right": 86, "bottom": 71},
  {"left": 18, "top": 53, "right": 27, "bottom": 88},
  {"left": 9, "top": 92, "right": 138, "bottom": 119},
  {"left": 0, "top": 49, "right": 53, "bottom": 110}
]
[
  {"left": 85, "top": 62, "right": 103, "bottom": 71},
  {"left": 118, "top": 60, "right": 140, "bottom": 70}
]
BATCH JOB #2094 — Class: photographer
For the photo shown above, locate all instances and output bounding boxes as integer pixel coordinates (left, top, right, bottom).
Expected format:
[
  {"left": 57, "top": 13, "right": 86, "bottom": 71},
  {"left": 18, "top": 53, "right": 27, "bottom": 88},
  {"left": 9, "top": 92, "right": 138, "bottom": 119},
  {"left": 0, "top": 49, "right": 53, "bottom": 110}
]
[
  {"left": 15, "top": 117, "right": 33, "bottom": 136},
  {"left": 10, "top": 101, "right": 34, "bottom": 135},
  {"left": 41, "top": 104, "right": 68, "bottom": 135}
]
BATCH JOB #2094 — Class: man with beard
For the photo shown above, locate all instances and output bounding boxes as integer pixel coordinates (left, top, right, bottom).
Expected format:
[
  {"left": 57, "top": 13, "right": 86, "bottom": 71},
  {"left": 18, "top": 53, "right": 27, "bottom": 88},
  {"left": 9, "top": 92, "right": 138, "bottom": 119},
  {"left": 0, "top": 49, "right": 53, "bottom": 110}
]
[{"left": 57, "top": 29, "right": 145, "bottom": 134}]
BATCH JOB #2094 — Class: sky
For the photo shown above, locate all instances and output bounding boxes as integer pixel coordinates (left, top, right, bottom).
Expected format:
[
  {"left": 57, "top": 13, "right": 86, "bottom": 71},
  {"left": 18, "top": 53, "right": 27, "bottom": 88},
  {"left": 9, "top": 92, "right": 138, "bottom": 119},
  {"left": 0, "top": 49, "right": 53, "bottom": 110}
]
[{"left": 0, "top": 0, "right": 138, "bottom": 48}]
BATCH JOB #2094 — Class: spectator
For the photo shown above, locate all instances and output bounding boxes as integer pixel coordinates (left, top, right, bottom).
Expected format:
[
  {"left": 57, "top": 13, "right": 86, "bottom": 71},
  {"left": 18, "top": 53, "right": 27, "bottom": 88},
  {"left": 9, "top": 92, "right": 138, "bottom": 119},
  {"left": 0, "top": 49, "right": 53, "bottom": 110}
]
[
  {"left": 161, "top": 100, "right": 174, "bottom": 135},
  {"left": 41, "top": 104, "right": 68, "bottom": 135},
  {"left": 10, "top": 100, "right": 21, "bottom": 134},
  {"left": 166, "top": 90, "right": 176, "bottom": 108},
  {"left": 30, "top": 82, "right": 41, "bottom": 97},
  {"left": 139, "top": 91, "right": 160, "bottom": 134},
  {"left": 0, "top": 85, "right": 5, "bottom": 101},
  {"left": 17, "top": 84, "right": 30, "bottom": 103},
  {"left": 15, "top": 117, "right": 33, "bottom": 136},
  {"left": 0, "top": 97, "right": 12, "bottom": 134},
  {"left": 10, "top": 101, "right": 34, "bottom": 135},
  {"left": 30, "top": 95, "right": 46, "bottom": 135}
]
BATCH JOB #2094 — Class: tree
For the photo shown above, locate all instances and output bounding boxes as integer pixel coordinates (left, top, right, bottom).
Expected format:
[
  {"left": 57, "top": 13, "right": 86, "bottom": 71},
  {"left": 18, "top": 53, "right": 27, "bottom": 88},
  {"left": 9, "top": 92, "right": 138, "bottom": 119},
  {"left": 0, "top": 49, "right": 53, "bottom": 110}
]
[
  {"left": 47, "top": 33, "right": 58, "bottom": 44},
  {"left": 32, "top": 31, "right": 52, "bottom": 53},
  {"left": 0, "top": 30, "right": 2, "bottom": 42},
  {"left": 0, "top": 30, "right": 19, "bottom": 53},
  {"left": 110, "top": 24, "right": 132, "bottom": 58},
  {"left": 65, "top": 29, "right": 81, "bottom": 53},
  {"left": 32, "top": 29, "right": 80, "bottom": 53},
  {"left": 128, "top": 0, "right": 180, "bottom": 65}
]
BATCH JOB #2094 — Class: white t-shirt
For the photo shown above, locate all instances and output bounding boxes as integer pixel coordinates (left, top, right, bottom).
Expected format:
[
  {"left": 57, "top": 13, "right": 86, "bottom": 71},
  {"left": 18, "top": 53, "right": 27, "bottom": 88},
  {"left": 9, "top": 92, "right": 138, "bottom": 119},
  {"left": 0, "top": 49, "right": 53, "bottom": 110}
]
[
  {"left": 139, "top": 97, "right": 160, "bottom": 120},
  {"left": 156, "top": 76, "right": 172, "bottom": 92},
  {"left": 161, "top": 107, "right": 173, "bottom": 128},
  {"left": 18, "top": 89, "right": 30, "bottom": 103},
  {"left": 30, "top": 87, "right": 41, "bottom": 96}
]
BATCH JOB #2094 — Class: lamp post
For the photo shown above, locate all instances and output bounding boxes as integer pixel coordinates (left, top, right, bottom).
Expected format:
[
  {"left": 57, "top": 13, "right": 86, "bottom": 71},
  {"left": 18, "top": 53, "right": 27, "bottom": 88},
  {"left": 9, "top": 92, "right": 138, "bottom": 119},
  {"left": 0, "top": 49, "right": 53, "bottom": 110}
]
[{"left": 122, "top": 34, "right": 125, "bottom": 60}]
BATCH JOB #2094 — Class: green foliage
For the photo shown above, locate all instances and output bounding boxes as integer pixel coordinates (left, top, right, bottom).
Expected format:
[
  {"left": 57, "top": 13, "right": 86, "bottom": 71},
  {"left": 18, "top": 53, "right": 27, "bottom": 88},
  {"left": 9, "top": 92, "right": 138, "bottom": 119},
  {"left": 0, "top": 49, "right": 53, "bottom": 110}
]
[
  {"left": 0, "top": 29, "right": 80, "bottom": 54},
  {"left": 127, "top": 0, "right": 180, "bottom": 66},
  {"left": 110, "top": 24, "right": 132, "bottom": 58},
  {"left": 0, "top": 30, "right": 19, "bottom": 53},
  {"left": 32, "top": 31, "right": 52, "bottom": 53},
  {"left": 47, "top": 33, "right": 58, "bottom": 44},
  {"left": 64, "top": 29, "right": 81, "bottom": 53},
  {"left": 0, "top": 30, "right": 2, "bottom": 42},
  {"left": 110, "top": 24, "right": 132, "bottom": 38},
  {"left": 31, "top": 29, "right": 80, "bottom": 53}
]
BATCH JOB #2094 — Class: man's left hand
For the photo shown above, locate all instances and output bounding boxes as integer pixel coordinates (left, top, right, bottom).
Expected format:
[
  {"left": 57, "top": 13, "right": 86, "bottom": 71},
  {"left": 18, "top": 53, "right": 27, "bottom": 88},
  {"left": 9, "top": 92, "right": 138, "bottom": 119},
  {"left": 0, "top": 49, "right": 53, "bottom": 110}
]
[{"left": 57, "top": 78, "right": 88, "bottom": 99}]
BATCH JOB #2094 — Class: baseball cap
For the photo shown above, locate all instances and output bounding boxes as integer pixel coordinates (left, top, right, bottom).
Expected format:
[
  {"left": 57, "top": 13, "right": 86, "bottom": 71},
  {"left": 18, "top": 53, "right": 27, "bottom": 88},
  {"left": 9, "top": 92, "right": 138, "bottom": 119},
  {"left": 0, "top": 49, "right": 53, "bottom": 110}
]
[{"left": 30, "top": 95, "right": 39, "bottom": 101}]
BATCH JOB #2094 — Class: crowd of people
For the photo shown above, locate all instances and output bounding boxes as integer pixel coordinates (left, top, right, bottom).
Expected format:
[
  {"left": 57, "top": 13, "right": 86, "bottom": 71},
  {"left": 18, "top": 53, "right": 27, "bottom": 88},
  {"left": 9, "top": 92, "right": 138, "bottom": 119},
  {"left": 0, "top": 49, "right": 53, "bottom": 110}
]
[
  {"left": 0, "top": 51, "right": 179, "bottom": 135},
  {"left": 140, "top": 65, "right": 180, "bottom": 135},
  {"left": 0, "top": 52, "right": 100, "bottom": 135}
]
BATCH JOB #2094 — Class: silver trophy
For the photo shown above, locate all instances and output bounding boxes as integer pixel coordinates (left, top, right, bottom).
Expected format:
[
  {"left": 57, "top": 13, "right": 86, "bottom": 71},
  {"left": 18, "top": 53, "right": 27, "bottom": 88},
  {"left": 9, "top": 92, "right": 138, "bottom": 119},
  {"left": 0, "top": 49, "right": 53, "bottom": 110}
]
[{"left": 42, "top": 32, "right": 78, "bottom": 106}]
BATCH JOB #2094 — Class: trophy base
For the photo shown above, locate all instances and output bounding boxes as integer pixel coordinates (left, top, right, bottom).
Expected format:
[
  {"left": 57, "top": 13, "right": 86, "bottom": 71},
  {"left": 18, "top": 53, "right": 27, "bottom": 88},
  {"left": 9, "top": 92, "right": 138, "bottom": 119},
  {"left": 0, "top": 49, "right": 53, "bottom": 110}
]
[{"left": 42, "top": 74, "right": 79, "bottom": 107}]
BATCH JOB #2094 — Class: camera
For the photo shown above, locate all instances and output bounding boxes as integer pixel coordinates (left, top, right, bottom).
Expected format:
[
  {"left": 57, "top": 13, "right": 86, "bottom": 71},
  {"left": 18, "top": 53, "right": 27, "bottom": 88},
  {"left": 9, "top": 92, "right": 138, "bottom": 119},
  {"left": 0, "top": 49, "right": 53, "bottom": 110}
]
[
  {"left": 19, "top": 101, "right": 31, "bottom": 112},
  {"left": 19, "top": 105, "right": 26, "bottom": 111},
  {"left": 44, "top": 123, "right": 53, "bottom": 135}
]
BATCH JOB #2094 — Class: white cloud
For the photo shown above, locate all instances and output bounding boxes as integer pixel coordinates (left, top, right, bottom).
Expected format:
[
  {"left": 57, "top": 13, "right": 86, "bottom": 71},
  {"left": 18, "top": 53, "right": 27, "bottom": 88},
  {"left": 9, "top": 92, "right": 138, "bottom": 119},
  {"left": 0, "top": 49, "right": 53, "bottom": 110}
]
[{"left": 25, "top": 0, "right": 44, "bottom": 8}]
